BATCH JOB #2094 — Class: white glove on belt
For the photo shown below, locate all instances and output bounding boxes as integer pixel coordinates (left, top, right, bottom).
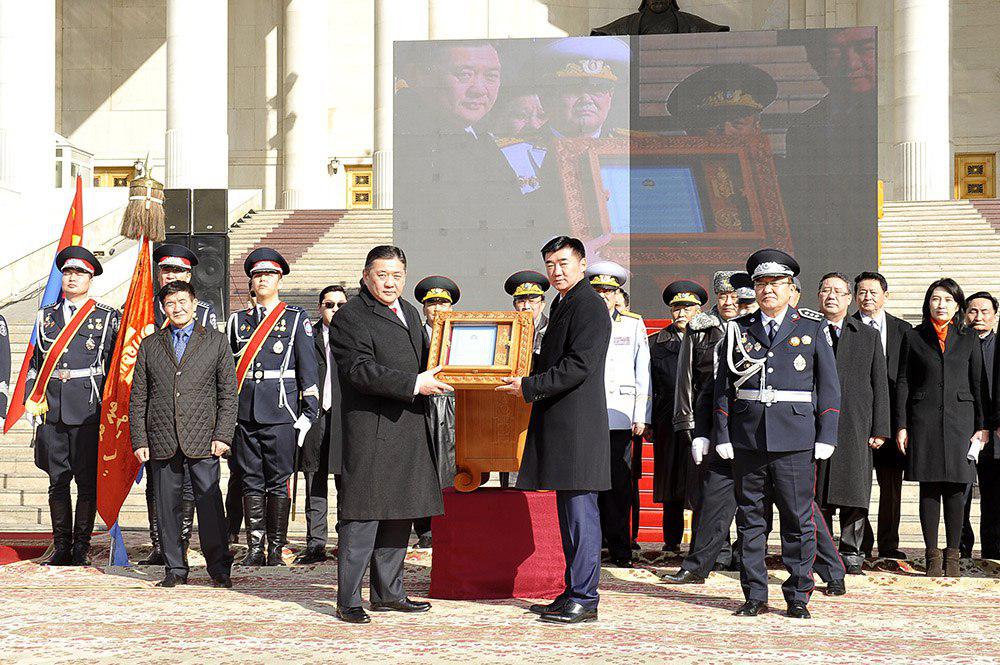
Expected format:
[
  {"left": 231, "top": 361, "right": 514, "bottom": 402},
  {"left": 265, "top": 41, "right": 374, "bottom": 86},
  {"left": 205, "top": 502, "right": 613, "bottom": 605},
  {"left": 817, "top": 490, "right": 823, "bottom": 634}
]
[
  {"left": 814, "top": 442, "right": 835, "bottom": 460},
  {"left": 293, "top": 414, "right": 312, "bottom": 448},
  {"left": 969, "top": 440, "right": 984, "bottom": 461},
  {"left": 716, "top": 442, "right": 734, "bottom": 460},
  {"left": 692, "top": 437, "right": 710, "bottom": 465}
]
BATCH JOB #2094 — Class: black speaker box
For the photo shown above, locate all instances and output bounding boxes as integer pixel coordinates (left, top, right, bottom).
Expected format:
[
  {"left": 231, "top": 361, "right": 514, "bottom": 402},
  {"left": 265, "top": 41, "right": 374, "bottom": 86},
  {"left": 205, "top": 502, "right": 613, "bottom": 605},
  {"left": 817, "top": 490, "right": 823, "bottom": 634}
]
[
  {"left": 163, "top": 189, "right": 192, "bottom": 234},
  {"left": 192, "top": 189, "right": 228, "bottom": 234},
  {"left": 159, "top": 234, "right": 230, "bottom": 320}
]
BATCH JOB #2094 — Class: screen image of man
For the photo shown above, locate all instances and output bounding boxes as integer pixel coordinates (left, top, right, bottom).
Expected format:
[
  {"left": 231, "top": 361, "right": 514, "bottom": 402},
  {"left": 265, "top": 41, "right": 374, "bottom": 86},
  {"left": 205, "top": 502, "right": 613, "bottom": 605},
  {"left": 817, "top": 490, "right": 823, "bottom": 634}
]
[
  {"left": 330, "top": 245, "right": 450, "bottom": 625},
  {"left": 497, "top": 236, "right": 612, "bottom": 625},
  {"left": 130, "top": 281, "right": 237, "bottom": 588}
]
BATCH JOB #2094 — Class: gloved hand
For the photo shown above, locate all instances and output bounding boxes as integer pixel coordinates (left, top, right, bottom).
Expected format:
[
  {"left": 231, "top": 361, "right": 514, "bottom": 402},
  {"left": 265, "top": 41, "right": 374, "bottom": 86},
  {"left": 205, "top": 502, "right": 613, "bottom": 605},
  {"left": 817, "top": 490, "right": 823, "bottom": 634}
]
[
  {"left": 691, "top": 437, "right": 710, "bottom": 465},
  {"left": 23, "top": 412, "right": 41, "bottom": 427},
  {"left": 293, "top": 414, "right": 312, "bottom": 448},
  {"left": 814, "top": 442, "right": 835, "bottom": 460},
  {"left": 969, "top": 439, "right": 985, "bottom": 461},
  {"left": 716, "top": 442, "right": 734, "bottom": 460}
]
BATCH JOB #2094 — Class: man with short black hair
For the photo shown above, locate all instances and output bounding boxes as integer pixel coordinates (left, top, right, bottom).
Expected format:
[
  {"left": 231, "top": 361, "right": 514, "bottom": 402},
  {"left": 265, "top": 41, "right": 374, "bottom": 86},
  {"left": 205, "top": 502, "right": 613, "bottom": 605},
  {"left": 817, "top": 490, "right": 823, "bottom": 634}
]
[{"left": 965, "top": 291, "right": 999, "bottom": 558}]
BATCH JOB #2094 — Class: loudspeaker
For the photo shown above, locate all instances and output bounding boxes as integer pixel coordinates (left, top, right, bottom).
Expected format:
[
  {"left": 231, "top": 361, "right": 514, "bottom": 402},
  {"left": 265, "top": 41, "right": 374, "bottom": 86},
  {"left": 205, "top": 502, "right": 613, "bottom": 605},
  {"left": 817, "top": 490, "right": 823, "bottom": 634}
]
[
  {"left": 164, "top": 189, "right": 192, "bottom": 235},
  {"left": 192, "top": 189, "right": 227, "bottom": 234},
  {"left": 160, "top": 233, "right": 230, "bottom": 320}
]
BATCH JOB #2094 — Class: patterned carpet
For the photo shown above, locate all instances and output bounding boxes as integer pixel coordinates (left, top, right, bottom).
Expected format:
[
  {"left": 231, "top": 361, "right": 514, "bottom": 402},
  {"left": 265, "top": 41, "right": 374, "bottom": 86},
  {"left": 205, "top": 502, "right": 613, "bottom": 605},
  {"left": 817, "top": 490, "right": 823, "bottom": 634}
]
[{"left": 3, "top": 532, "right": 1000, "bottom": 664}]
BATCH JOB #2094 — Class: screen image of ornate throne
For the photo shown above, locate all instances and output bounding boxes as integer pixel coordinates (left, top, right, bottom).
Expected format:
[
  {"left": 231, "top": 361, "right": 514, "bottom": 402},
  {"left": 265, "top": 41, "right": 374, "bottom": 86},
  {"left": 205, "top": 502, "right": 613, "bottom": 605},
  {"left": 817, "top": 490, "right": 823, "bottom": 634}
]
[
  {"left": 554, "top": 133, "right": 793, "bottom": 309},
  {"left": 427, "top": 311, "right": 535, "bottom": 492}
]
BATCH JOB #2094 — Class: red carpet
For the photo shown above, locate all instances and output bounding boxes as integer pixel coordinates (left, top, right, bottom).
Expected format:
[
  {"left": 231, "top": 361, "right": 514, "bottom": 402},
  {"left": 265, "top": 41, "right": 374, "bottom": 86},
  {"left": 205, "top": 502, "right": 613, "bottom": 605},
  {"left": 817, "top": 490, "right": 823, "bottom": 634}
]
[
  {"left": 430, "top": 488, "right": 564, "bottom": 600},
  {"left": 0, "top": 533, "right": 50, "bottom": 564}
]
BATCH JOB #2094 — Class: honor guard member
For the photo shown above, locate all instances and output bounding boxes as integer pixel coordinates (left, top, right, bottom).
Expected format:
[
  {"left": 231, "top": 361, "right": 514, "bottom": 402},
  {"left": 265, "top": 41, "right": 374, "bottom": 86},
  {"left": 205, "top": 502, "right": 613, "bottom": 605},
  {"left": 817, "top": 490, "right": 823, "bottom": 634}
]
[
  {"left": 412, "top": 275, "right": 461, "bottom": 547},
  {"left": 506, "top": 270, "right": 550, "bottom": 360},
  {"left": 138, "top": 243, "right": 218, "bottom": 566},
  {"left": 587, "top": 261, "right": 651, "bottom": 568},
  {"left": 25, "top": 246, "right": 120, "bottom": 566},
  {"left": 153, "top": 244, "right": 218, "bottom": 328},
  {"left": 0, "top": 311, "right": 10, "bottom": 418},
  {"left": 227, "top": 248, "right": 319, "bottom": 566},
  {"left": 713, "top": 249, "right": 840, "bottom": 619}
]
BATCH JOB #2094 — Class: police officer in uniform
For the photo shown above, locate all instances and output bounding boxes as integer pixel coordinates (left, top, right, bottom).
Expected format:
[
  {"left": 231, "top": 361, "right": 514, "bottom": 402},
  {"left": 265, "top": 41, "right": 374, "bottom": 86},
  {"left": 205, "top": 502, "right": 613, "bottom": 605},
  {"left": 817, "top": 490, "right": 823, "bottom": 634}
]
[
  {"left": 227, "top": 248, "right": 319, "bottom": 566},
  {"left": 586, "top": 261, "right": 651, "bottom": 568},
  {"left": 506, "top": 270, "right": 550, "bottom": 362},
  {"left": 138, "top": 243, "right": 220, "bottom": 566},
  {"left": 713, "top": 249, "right": 840, "bottom": 619},
  {"left": 25, "top": 246, "right": 120, "bottom": 566}
]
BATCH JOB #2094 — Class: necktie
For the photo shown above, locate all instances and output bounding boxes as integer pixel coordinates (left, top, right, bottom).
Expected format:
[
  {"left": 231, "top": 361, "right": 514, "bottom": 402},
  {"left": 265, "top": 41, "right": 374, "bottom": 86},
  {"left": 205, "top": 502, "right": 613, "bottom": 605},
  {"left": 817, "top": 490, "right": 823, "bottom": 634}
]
[
  {"left": 257, "top": 307, "right": 265, "bottom": 325},
  {"left": 390, "top": 304, "right": 407, "bottom": 327},
  {"left": 173, "top": 330, "right": 188, "bottom": 363},
  {"left": 828, "top": 323, "right": 840, "bottom": 353},
  {"left": 767, "top": 320, "right": 777, "bottom": 343},
  {"left": 868, "top": 319, "right": 880, "bottom": 331},
  {"left": 68, "top": 304, "right": 77, "bottom": 319}
]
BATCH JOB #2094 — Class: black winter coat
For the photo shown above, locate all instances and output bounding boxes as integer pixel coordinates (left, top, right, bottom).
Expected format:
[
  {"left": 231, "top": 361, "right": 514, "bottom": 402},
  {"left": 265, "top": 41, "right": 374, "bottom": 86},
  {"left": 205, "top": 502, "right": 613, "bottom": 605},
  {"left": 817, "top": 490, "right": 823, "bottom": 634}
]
[
  {"left": 855, "top": 311, "right": 912, "bottom": 471},
  {"left": 650, "top": 323, "right": 689, "bottom": 503},
  {"left": 516, "top": 278, "right": 612, "bottom": 492},
  {"left": 298, "top": 322, "right": 343, "bottom": 475}
]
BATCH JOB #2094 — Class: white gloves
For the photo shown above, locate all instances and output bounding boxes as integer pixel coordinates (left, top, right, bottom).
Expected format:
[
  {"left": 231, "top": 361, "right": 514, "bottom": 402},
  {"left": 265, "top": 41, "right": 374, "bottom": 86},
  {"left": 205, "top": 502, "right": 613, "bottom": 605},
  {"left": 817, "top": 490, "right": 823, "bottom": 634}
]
[
  {"left": 969, "top": 439, "right": 984, "bottom": 461},
  {"left": 692, "top": 437, "right": 710, "bottom": 465},
  {"left": 23, "top": 412, "right": 41, "bottom": 427},
  {"left": 716, "top": 442, "right": 734, "bottom": 460},
  {"left": 293, "top": 414, "right": 312, "bottom": 448},
  {"left": 814, "top": 442, "right": 835, "bottom": 460}
]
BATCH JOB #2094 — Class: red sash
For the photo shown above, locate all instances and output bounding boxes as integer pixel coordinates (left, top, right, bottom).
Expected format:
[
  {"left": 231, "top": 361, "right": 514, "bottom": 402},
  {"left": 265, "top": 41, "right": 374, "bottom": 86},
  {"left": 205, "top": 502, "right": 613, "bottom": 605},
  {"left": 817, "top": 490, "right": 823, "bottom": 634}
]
[
  {"left": 25, "top": 299, "right": 97, "bottom": 416},
  {"left": 235, "top": 302, "right": 287, "bottom": 392}
]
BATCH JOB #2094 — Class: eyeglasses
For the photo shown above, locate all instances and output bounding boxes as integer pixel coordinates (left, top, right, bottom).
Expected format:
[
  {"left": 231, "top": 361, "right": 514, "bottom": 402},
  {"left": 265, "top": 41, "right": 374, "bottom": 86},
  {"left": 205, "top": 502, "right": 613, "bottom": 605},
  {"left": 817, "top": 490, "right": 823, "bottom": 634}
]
[
  {"left": 818, "top": 288, "right": 851, "bottom": 297},
  {"left": 754, "top": 280, "right": 791, "bottom": 292}
]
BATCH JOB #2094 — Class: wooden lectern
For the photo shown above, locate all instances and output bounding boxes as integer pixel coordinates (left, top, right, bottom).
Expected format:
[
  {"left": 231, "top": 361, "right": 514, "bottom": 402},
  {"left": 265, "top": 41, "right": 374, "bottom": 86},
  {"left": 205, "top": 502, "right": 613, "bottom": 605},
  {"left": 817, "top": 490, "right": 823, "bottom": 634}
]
[{"left": 427, "top": 311, "right": 535, "bottom": 491}]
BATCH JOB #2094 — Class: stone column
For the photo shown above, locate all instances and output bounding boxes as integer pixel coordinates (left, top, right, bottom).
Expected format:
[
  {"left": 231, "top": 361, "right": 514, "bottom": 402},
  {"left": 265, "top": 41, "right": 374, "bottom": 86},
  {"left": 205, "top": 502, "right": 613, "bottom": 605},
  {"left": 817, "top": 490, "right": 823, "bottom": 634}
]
[
  {"left": 281, "top": 0, "right": 330, "bottom": 209},
  {"left": 373, "top": 0, "right": 428, "bottom": 210},
  {"left": 0, "top": 0, "right": 55, "bottom": 193},
  {"left": 429, "top": 0, "right": 488, "bottom": 39},
  {"left": 165, "top": 0, "right": 228, "bottom": 189},
  {"left": 892, "top": 0, "right": 951, "bottom": 201}
]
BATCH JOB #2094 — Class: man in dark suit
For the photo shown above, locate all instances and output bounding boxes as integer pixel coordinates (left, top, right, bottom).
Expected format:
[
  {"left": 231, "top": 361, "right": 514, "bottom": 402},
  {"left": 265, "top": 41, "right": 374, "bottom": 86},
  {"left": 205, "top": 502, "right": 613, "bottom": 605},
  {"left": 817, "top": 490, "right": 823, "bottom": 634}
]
[
  {"left": 853, "top": 271, "right": 912, "bottom": 560},
  {"left": 591, "top": 0, "right": 729, "bottom": 35},
  {"left": 497, "top": 236, "right": 612, "bottom": 625},
  {"left": 130, "top": 281, "right": 237, "bottom": 588},
  {"left": 815, "top": 273, "right": 890, "bottom": 574},
  {"left": 294, "top": 285, "right": 347, "bottom": 565},
  {"left": 330, "top": 245, "right": 451, "bottom": 625},
  {"left": 714, "top": 249, "right": 840, "bottom": 619}
]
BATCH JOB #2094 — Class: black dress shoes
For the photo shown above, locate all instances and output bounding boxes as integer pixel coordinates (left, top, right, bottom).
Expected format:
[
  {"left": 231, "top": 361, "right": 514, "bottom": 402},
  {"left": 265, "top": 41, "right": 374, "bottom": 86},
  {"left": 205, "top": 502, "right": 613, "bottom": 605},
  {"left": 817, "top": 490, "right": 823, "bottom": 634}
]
[
  {"left": 786, "top": 601, "right": 811, "bottom": 619},
  {"left": 293, "top": 546, "right": 328, "bottom": 565},
  {"left": 370, "top": 598, "right": 432, "bottom": 613},
  {"left": 414, "top": 535, "right": 433, "bottom": 550},
  {"left": 879, "top": 549, "right": 907, "bottom": 560},
  {"left": 336, "top": 607, "right": 371, "bottom": 624},
  {"left": 823, "top": 579, "right": 846, "bottom": 596},
  {"left": 211, "top": 574, "right": 233, "bottom": 588},
  {"left": 845, "top": 564, "right": 865, "bottom": 575},
  {"left": 662, "top": 569, "right": 706, "bottom": 585},
  {"left": 155, "top": 572, "right": 188, "bottom": 588},
  {"left": 733, "top": 600, "right": 768, "bottom": 616},
  {"left": 538, "top": 600, "right": 598, "bottom": 625},
  {"left": 529, "top": 597, "right": 568, "bottom": 615},
  {"left": 610, "top": 557, "right": 633, "bottom": 569}
]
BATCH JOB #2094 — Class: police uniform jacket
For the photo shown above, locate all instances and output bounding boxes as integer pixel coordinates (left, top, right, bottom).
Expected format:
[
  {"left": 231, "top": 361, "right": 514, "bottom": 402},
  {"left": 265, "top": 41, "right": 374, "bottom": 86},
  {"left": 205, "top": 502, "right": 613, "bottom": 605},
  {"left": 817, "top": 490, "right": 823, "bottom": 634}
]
[
  {"left": 895, "top": 322, "right": 989, "bottom": 484},
  {"left": 227, "top": 304, "right": 319, "bottom": 425},
  {"left": 26, "top": 301, "right": 120, "bottom": 425},
  {"left": 330, "top": 286, "right": 444, "bottom": 521},
  {"left": 155, "top": 299, "right": 217, "bottom": 330},
  {"left": 516, "top": 278, "right": 612, "bottom": 492},
  {"left": 0, "top": 315, "right": 10, "bottom": 417},
  {"left": 673, "top": 309, "right": 725, "bottom": 437},
  {"left": 713, "top": 307, "right": 840, "bottom": 452},
  {"left": 604, "top": 309, "right": 652, "bottom": 430}
]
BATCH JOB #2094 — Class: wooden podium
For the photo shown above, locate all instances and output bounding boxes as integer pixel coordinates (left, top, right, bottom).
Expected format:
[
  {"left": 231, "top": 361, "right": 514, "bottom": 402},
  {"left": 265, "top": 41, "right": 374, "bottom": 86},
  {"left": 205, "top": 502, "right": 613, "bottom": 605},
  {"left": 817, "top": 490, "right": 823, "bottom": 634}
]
[{"left": 427, "top": 311, "right": 534, "bottom": 492}]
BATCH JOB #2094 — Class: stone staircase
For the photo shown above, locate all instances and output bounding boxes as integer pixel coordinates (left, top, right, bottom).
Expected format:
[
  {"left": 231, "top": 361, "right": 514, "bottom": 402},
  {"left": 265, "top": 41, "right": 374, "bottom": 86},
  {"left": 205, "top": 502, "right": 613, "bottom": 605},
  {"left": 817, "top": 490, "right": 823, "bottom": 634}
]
[{"left": 879, "top": 200, "right": 1000, "bottom": 323}]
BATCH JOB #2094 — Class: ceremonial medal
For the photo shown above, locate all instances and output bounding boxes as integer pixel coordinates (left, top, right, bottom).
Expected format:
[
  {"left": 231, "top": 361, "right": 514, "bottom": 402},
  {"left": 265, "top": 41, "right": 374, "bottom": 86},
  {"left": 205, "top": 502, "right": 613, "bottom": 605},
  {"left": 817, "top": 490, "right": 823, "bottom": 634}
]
[
  {"left": 87, "top": 321, "right": 94, "bottom": 330},
  {"left": 273, "top": 340, "right": 284, "bottom": 354},
  {"left": 793, "top": 354, "right": 806, "bottom": 371},
  {"left": 801, "top": 335, "right": 812, "bottom": 345},
  {"left": 789, "top": 337, "right": 800, "bottom": 347},
  {"left": 753, "top": 343, "right": 762, "bottom": 352},
  {"left": 44, "top": 313, "right": 55, "bottom": 328},
  {"left": 95, "top": 319, "right": 103, "bottom": 330},
  {"left": 85, "top": 336, "right": 96, "bottom": 351}
]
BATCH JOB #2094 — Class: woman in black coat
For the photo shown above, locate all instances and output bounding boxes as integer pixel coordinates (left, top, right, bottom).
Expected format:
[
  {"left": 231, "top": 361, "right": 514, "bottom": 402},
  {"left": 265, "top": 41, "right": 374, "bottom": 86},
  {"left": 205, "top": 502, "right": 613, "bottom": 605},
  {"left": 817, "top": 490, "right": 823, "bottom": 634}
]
[{"left": 895, "top": 279, "right": 989, "bottom": 577}]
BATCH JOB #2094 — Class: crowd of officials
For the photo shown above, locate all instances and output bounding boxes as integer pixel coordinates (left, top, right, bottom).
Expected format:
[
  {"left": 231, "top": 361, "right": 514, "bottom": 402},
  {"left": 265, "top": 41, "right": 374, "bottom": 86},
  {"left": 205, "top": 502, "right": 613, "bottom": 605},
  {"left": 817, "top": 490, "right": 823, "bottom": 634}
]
[{"left": 3, "top": 236, "right": 999, "bottom": 624}]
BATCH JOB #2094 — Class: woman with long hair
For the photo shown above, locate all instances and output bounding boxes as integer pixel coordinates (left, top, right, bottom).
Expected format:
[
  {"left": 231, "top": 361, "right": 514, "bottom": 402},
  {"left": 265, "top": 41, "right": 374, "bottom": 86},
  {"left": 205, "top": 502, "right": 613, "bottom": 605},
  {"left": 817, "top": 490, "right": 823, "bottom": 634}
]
[{"left": 895, "top": 278, "right": 989, "bottom": 577}]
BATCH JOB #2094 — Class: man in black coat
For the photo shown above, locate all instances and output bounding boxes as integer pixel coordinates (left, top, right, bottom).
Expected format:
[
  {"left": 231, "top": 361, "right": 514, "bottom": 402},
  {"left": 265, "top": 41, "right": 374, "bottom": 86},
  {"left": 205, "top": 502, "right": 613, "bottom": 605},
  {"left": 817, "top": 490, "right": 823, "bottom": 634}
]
[
  {"left": 591, "top": 0, "right": 729, "bottom": 35},
  {"left": 815, "top": 273, "right": 890, "bottom": 574},
  {"left": 294, "top": 285, "right": 347, "bottom": 565},
  {"left": 853, "top": 271, "right": 912, "bottom": 560},
  {"left": 329, "top": 246, "right": 451, "bottom": 625},
  {"left": 497, "top": 236, "right": 612, "bottom": 625}
]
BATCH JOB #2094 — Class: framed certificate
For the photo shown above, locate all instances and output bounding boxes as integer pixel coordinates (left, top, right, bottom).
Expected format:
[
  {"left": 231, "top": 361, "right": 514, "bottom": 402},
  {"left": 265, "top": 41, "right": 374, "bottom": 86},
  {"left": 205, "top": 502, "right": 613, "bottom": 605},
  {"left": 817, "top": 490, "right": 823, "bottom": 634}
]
[{"left": 428, "top": 311, "right": 534, "bottom": 389}]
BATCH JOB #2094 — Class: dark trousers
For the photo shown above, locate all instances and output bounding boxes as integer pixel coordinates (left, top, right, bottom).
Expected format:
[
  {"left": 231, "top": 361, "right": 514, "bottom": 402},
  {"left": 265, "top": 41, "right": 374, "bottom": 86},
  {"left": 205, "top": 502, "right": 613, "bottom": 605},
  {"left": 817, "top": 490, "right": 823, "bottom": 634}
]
[
  {"left": 630, "top": 434, "right": 643, "bottom": 543},
  {"left": 962, "top": 483, "right": 975, "bottom": 557},
  {"left": 235, "top": 421, "right": 295, "bottom": 496},
  {"left": 874, "top": 466, "right": 903, "bottom": 554},
  {"left": 811, "top": 501, "right": 846, "bottom": 582},
  {"left": 822, "top": 505, "right": 867, "bottom": 569},
  {"left": 556, "top": 490, "right": 601, "bottom": 609},
  {"left": 979, "top": 452, "right": 1000, "bottom": 558},
  {"left": 303, "top": 471, "right": 329, "bottom": 549},
  {"left": 682, "top": 459, "right": 738, "bottom": 577},
  {"left": 919, "top": 481, "right": 967, "bottom": 550},
  {"left": 598, "top": 430, "right": 633, "bottom": 561},
  {"left": 145, "top": 463, "right": 194, "bottom": 502},
  {"left": 40, "top": 422, "right": 98, "bottom": 501},
  {"left": 412, "top": 516, "right": 431, "bottom": 539},
  {"left": 734, "top": 448, "right": 816, "bottom": 605},
  {"left": 337, "top": 519, "right": 410, "bottom": 608},
  {"left": 225, "top": 456, "right": 243, "bottom": 537},
  {"left": 151, "top": 452, "right": 232, "bottom": 579},
  {"left": 662, "top": 501, "right": 685, "bottom": 548}
]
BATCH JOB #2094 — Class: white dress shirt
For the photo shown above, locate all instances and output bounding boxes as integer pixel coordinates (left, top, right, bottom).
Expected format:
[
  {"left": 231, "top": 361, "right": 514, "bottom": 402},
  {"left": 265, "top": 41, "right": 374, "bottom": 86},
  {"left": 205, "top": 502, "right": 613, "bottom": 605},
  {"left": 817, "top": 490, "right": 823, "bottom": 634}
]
[
  {"left": 760, "top": 307, "right": 788, "bottom": 336},
  {"left": 859, "top": 310, "right": 887, "bottom": 356},
  {"left": 321, "top": 324, "right": 332, "bottom": 411}
]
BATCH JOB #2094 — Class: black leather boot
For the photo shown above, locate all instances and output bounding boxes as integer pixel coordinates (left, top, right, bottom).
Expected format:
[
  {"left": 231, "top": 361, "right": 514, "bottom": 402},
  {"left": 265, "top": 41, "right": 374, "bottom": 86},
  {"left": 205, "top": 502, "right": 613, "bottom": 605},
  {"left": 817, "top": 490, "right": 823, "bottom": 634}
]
[
  {"left": 238, "top": 495, "right": 267, "bottom": 566},
  {"left": 71, "top": 497, "right": 97, "bottom": 566},
  {"left": 138, "top": 495, "right": 165, "bottom": 566},
  {"left": 43, "top": 497, "right": 74, "bottom": 566},
  {"left": 944, "top": 547, "right": 961, "bottom": 578},
  {"left": 179, "top": 499, "right": 196, "bottom": 568},
  {"left": 925, "top": 547, "right": 943, "bottom": 577},
  {"left": 265, "top": 495, "right": 291, "bottom": 566}
]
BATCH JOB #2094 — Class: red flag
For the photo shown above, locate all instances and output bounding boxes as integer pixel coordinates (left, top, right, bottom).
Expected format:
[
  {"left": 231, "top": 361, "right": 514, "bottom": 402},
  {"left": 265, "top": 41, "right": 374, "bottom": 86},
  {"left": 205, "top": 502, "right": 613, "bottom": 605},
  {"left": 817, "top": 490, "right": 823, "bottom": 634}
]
[
  {"left": 96, "top": 238, "right": 156, "bottom": 527},
  {"left": 4, "top": 176, "right": 85, "bottom": 434}
]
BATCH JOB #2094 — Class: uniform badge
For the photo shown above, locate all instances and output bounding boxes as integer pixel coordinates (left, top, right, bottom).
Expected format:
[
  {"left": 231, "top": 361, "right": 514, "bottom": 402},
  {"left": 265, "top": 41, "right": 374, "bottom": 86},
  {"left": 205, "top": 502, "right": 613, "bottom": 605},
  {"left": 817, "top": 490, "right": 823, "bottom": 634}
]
[
  {"left": 303, "top": 319, "right": 313, "bottom": 335},
  {"left": 0, "top": 319, "right": 6, "bottom": 337},
  {"left": 801, "top": 335, "right": 812, "bottom": 345},
  {"left": 273, "top": 340, "right": 284, "bottom": 354},
  {"left": 87, "top": 321, "right": 94, "bottom": 330},
  {"left": 44, "top": 313, "right": 55, "bottom": 328},
  {"left": 793, "top": 354, "right": 806, "bottom": 371},
  {"left": 85, "top": 336, "right": 96, "bottom": 352},
  {"left": 95, "top": 319, "right": 103, "bottom": 331},
  {"left": 240, "top": 322, "right": 250, "bottom": 333},
  {"left": 753, "top": 343, "right": 762, "bottom": 352},
  {"left": 789, "top": 337, "right": 800, "bottom": 347}
]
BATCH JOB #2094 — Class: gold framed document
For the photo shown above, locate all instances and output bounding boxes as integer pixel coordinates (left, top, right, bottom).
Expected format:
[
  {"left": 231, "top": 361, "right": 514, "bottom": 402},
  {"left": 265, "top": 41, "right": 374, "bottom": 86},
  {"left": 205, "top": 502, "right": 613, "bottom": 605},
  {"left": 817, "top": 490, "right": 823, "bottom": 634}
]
[{"left": 427, "top": 311, "right": 535, "bottom": 491}]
